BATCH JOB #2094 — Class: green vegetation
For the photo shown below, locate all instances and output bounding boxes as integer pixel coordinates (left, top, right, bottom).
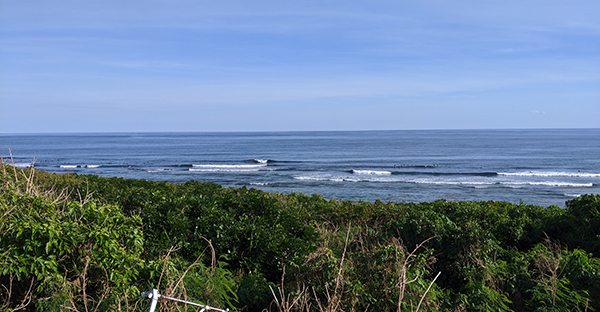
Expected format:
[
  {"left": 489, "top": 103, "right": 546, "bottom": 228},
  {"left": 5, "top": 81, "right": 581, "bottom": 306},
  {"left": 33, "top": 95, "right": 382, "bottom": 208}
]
[{"left": 1, "top": 163, "right": 599, "bottom": 311}]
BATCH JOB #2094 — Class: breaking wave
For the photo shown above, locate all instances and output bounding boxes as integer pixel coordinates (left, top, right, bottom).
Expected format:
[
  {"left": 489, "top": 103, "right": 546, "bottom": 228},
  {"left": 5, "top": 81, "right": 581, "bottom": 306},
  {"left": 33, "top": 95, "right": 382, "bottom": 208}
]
[
  {"left": 13, "top": 163, "right": 33, "bottom": 168},
  {"left": 352, "top": 170, "right": 392, "bottom": 175},
  {"left": 59, "top": 164, "right": 102, "bottom": 168},
  {"left": 189, "top": 168, "right": 261, "bottom": 173},
  {"left": 192, "top": 164, "right": 267, "bottom": 169},
  {"left": 293, "top": 175, "right": 594, "bottom": 188},
  {"left": 59, "top": 165, "right": 78, "bottom": 168},
  {"left": 413, "top": 180, "right": 593, "bottom": 187},
  {"left": 498, "top": 171, "right": 600, "bottom": 178}
]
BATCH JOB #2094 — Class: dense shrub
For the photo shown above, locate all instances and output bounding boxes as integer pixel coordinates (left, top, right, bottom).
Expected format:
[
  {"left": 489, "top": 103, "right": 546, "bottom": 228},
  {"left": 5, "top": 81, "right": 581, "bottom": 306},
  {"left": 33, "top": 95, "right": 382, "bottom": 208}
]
[
  {"left": 1, "top": 164, "right": 599, "bottom": 311},
  {"left": 0, "top": 184, "right": 144, "bottom": 310}
]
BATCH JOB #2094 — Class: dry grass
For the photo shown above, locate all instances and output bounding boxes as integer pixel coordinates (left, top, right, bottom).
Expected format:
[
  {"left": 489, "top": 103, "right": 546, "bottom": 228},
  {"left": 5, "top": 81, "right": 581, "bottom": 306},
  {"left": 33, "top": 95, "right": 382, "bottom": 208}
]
[
  {"left": 268, "top": 223, "right": 440, "bottom": 312},
  {"left": 1, "top": 153, "right": 72, "bottom": 205}
]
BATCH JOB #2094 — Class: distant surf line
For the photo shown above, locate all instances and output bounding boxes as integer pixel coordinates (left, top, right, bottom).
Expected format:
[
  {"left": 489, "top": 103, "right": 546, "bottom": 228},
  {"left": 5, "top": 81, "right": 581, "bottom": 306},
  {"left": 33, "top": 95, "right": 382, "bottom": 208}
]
[{"left": 293, "top": 175, "right": 594, "bottom": 187}]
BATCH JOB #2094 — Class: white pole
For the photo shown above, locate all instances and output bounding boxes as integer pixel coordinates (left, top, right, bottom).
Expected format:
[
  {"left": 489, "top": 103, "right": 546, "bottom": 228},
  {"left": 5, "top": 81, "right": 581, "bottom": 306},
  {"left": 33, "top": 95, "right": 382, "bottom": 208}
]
[
  {"left": 141, "top": 289, "right": 229, "bottom": 312},
  {"left": 141, "top": 289, "right": 160, "bottom": 312}
]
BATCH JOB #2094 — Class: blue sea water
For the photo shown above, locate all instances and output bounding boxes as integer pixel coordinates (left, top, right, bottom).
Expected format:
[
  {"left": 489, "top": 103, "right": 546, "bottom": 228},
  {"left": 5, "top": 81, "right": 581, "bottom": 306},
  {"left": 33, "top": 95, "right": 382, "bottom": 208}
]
[{"left": 2, "top": 129, "right": 599, "bottom": 208}]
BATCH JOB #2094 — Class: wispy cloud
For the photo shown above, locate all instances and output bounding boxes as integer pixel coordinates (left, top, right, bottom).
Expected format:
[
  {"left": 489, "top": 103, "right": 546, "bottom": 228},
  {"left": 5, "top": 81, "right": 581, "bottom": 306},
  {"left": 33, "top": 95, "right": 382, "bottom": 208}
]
[{"left": 1, "top": 0, "right": 599, "bottom": 132}]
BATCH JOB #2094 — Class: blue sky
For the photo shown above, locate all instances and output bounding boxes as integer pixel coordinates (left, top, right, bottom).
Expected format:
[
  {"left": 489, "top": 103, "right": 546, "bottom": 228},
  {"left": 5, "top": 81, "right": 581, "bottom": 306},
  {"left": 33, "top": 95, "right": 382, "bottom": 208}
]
[{"left": 1, "top": 1, "right": 599, "bottom": 133}]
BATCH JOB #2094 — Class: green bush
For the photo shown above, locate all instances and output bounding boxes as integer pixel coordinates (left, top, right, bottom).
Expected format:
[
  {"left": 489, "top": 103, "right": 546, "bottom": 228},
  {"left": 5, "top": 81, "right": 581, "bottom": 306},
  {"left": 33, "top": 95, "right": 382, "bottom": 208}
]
[
  {"left": 0, "top": 189, "right": 144, "bottom": 311},
  {"left": 2, "top": 164, "right": 600, "bottom": 311}
]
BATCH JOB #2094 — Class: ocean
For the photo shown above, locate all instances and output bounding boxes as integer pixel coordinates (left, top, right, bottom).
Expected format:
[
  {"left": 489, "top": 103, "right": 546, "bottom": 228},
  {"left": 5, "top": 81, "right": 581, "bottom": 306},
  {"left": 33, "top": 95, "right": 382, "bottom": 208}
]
[{"left": 1, "top": 129, "right": 599, "bottom": 208}]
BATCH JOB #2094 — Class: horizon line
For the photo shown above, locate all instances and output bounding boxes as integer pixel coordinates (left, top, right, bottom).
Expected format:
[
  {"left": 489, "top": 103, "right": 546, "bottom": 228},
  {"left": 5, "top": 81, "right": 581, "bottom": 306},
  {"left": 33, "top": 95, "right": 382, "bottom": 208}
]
[{"left": 2, "top": 127, "right": 599, "bottom": 136}]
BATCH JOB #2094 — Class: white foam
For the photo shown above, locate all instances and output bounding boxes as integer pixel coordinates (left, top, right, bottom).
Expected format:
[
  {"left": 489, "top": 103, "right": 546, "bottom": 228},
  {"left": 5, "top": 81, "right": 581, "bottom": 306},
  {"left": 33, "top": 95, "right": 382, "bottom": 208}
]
[
  {"left": 293, "top": 176, "right": 331, "bottom": 181},
  {"left": 250, "top": 182, "right": 269, "bottom": 186},
  {"left": 60, "top": 165, "right": 78, "bottom": 168},
  {"left": 412, "top": 180, "right": 593, "bottom": 187},
  {"left": 85, "top": 165, "right": 101, "bottom": 168},
  {"left": 293, "top": 176, "right": 347, "bottom": 182},
  {"left": 147, "top": 168, "right": 171, "bottom": 173},
  {"left": 352, "top": 170, "right": 392, "bottom": 175},
  {"left": 254, "top": 159, "right": 269, "bottom": 164},
  {"left": 13, "top": 163, "right": 33, "bottom": 168},
  {"left": 192, "top": 164, "right": 267, "bottom": 169},
  {"left": 500, "top": 181, "right": 593, "bottom": 187},
  {"left": 293, "top": 176, "right": 382, "bottom": 183},
  {"left": 189, "top": 168, "right": 261, "bottom": 172},
  {"left": 294, "top": 172, "right": 597, "bottom": 188},
  {"left": 414, "top": 180, "right": 491, "bottom": 186},
  {"left": 564, "top": 194, "right": 582, "bottom": 198},
  {"left": 498, "top": 171, "right": 600, "bottom": 178}
]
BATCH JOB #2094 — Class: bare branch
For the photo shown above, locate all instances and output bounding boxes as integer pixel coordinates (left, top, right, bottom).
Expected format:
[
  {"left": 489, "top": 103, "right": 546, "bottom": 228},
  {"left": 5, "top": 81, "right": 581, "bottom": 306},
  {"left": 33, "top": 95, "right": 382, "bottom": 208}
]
[{"left": 415, "top": 272, "right": 441, "bottom": 312}]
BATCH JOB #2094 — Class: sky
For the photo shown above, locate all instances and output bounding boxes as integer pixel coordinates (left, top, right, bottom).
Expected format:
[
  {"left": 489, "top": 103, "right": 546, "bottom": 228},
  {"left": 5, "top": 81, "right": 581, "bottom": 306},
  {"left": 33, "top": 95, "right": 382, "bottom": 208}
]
[{"left": 0, "top": 1, "right": 599, "bottom": 133}]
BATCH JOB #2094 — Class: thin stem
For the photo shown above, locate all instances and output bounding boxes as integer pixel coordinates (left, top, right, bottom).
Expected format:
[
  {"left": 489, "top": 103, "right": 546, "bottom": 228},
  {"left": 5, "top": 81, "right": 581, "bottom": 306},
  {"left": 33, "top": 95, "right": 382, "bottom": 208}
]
[{"left": 415, "top": 272, "right": 441, "bottom": 312}]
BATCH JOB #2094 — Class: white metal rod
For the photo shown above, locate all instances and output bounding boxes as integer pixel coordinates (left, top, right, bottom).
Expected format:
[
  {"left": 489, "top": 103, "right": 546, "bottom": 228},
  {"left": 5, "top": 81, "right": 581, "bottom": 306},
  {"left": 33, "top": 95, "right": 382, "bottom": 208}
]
[
  {"left": 142, "top": 289, "right": 229, "bottom": 312},
  {"left": 141, "top": 289, "right": 160, "bottom": 312}
]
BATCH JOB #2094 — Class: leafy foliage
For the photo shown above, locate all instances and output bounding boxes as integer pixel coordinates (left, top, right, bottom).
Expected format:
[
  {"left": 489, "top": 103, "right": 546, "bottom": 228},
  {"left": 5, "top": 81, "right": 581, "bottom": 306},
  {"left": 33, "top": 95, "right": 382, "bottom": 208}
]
[
  {"left": 1, "top": 163, "right": 599, "bottom": 311},
  {"left": 0, "top": 178, "right": 144, "bottom": 310}
]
